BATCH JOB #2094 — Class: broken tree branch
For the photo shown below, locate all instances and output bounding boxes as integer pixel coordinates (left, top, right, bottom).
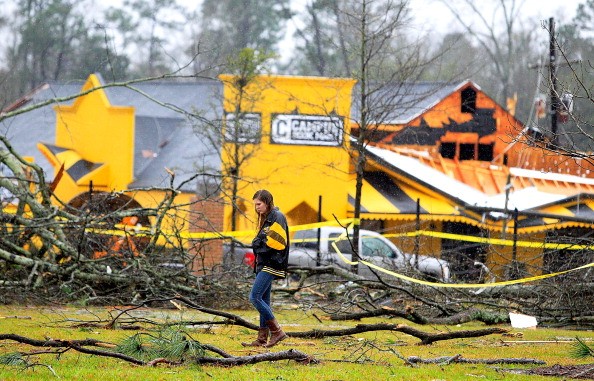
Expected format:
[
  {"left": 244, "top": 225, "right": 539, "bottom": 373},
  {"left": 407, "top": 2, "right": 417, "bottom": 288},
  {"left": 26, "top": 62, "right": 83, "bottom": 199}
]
[
  {"left": 0, "top": 333, "right": 144, "bottom": 365},
  {"left": 288, "top": 323, "right": 508, "bottom": 345},
  {"left": 329, "top": 306, "right": 508, "bottom": 325},
  {"left": 407, "top": 354, "right": 546, "bottom": 365},
  {"left": 196, "top": 349, "right": 317, "bottom": 366},
  {"left": 0, "top": 333, "right": 317, "bottom": 367},
  {"left": 61, "top": 299, "right": 508, "bottom": 346}
]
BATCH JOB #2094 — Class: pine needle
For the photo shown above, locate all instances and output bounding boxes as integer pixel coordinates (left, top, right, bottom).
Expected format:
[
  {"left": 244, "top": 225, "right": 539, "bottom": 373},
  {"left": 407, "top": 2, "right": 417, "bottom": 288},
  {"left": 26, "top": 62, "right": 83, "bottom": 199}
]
[
  {"left": 570, "top": 337, "right": 594, "bottom": 359},
  {"left": 116, "top": 328, "right": 204, "bottom": 362},
  {"left": 0, "top": 352, "right": 27, "bottom": 366},
  {"left": 116, "top": 333, "right": 158, "bottom": 360}
]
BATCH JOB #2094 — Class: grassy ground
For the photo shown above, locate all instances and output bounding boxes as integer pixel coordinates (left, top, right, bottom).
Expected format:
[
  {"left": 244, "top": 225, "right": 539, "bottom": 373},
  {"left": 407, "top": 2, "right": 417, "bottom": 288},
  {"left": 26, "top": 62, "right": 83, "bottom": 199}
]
[{"left": 0, "top": 303, "right": 592, "bottom": 380}]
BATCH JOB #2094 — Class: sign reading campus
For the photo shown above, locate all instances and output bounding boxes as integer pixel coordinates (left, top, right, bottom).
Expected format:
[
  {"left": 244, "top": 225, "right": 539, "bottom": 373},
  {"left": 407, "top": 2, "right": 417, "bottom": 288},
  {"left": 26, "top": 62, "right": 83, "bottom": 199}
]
[{"left": 271, "top": 114, "right": 343, "bottom": 146}]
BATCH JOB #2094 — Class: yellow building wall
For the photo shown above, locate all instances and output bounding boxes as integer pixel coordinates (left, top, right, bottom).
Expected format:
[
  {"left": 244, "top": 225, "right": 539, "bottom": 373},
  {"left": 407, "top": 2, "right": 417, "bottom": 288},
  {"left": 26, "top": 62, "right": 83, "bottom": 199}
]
[
  {"left": 219, "top": 74, "right": 356, "bottom": 232},
  {"left": 486, "top": 231, "right": 546, "bottom": 277},
  {"left": 383, "top": 219, "right": 444, "bottom": 259},
  {"left": 53, "top": 74, "right": 135, "bottom": 197}
]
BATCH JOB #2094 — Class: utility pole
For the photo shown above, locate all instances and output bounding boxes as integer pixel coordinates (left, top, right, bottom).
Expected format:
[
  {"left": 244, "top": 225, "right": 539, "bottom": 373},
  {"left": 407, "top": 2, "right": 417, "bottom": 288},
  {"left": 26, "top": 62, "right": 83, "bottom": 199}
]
[
  {"left": 529, "top": 17, "right": 578, "bottom": 147},
  {"left": 548, "top": 17, "right": 559, "bottom": 147}
]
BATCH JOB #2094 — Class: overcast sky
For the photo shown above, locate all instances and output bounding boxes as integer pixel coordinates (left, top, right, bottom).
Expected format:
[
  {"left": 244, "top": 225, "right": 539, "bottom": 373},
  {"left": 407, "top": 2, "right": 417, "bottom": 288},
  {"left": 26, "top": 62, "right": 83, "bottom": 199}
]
[
  {"left": 95, "top": 0, "right": 583, "bottom": 67},
  {"left": 408, "top": 0, "right": 578, "bottom": 35},
  {"left": 275, "top": 0, "right": 580, "bottom": 63}
]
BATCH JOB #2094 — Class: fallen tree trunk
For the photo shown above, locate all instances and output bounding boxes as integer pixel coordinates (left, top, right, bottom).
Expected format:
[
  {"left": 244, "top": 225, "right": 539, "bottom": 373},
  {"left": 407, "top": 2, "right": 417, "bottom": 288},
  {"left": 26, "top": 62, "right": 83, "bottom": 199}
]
[
  {"left": 407, "top": 354, "right": 545, "bottom": 365},
  {"left": 329, "top": 306, "right": 508, "bottom": 325},
  {"left": 196, "top": 349, "right": 317, "bottom": 366},
  {"left": 288, "top": 323, "right": 507, "bottom": 345}
]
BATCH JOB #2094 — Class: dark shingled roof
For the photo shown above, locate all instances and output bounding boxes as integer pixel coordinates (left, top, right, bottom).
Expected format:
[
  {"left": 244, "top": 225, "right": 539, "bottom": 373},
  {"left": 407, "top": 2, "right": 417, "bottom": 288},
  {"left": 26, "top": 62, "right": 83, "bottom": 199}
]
[
  {"left": 350, "top": 81, "right": 475, "bottom": 124},
  {"left": 1, "top": 81, "right": 83, "bottom": 180}
]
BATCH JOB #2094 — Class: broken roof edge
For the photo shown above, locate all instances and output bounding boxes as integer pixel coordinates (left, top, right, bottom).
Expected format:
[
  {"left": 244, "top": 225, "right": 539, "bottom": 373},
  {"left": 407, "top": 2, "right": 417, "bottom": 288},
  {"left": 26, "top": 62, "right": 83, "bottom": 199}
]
[
  {"left": 363, "top": 144, "right": 594, "bottom": 218},
  {"left": 391, "top": 79, "right": 477, "bottom": 125},
  {"left": 351, "top": 79, "right": 478, "bottom": 125}
]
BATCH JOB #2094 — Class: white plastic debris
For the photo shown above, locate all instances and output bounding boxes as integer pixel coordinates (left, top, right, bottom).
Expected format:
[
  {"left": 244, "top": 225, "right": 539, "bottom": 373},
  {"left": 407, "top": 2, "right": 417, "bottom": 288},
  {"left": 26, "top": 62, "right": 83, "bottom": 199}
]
[{"left": 509, "top": 312, "right": 538, "bottom": 329}]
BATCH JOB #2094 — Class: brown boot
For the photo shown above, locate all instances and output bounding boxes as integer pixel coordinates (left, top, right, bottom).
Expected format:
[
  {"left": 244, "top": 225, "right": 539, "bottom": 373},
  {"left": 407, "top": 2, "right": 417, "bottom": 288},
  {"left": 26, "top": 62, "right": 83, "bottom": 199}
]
[
  {"left": 263, "top": 319, "right": 287, "bottom": 348},
  {"left": 241, "top": 327, "right": 269, "bottom": 347}
]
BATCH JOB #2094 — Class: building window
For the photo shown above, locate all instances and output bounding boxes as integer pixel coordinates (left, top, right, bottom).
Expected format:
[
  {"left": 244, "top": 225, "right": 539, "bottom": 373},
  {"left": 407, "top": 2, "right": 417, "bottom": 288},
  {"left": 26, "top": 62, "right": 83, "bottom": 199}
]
[
  {"left": 459, "top": 143, "right": 475, "bottom": 160},
  {"left": 461, "top": 87, "right": 476, "bottom": 114},
  {"left": 440, "top": 142, "right": 456, "bottom": 159},
  {"left": 478, "top": 143, "right": 494, "bottom": 161}
]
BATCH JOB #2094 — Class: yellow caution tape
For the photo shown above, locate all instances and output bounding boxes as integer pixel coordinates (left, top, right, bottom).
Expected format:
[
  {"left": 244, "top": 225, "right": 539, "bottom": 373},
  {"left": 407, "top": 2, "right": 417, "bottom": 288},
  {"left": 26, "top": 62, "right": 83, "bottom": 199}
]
[
  {"left": 176, "top": 218, "right": 357, "bottom": 240},
  {"left": 330, "top": 228, "right": 594, "bottom": 288},
  {"left": 385, "top": 230, "right": 593, "bottom": 251},
  {"left": 72, "top": 221, "right": 594, "bottom": 252},
  {"left": 4, "top": 203, "right": 591, "bottom": 250},
  {"left": 87, "top": 218, "right": 358, "bottom": 241}
]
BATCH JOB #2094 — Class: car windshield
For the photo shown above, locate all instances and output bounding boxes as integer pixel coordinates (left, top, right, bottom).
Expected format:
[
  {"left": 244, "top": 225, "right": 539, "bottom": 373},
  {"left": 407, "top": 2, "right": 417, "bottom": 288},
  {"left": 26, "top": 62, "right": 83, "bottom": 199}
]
[
  {"left": 328, "top": 233, "right": 354, "bottom": 255},
  {"left": 329, "top": 232, "right": 395, "bottom": 258},
  {"left": 361, "top": 237, "right": 394, "bottom": 258}
]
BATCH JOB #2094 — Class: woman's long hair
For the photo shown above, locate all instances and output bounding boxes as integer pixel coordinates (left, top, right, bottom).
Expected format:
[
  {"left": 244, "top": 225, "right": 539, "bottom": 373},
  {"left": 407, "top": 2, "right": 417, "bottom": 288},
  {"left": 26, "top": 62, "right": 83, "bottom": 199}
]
[{"left": 253, "top": 189, "right": 274, "bottom": 231}]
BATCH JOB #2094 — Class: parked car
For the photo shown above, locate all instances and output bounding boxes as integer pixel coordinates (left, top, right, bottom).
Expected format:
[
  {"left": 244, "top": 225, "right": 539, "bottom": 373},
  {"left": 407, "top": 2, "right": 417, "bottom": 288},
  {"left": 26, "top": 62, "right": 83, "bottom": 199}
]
[{"left": 290, "top": 227, "right": 451, "bottom": 282}]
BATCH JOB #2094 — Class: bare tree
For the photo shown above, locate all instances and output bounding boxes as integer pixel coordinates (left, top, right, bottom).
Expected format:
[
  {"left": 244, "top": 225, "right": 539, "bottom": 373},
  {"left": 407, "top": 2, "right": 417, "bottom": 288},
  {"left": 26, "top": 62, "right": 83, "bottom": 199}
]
[
  {"left": 220, "top": 49, "right": 275, "bottom": 234},
  {"left": 0, "top": 73, "right": 249, "bottom": 306},
  {"left": 330, "top": 0, "right": 441, "bottom": 271},
  {"left": 438, "top": 0, "right": 543, "bottom": 121},
  {"left": 190, "top": 48, "right": 276, "bottom": 268},
  {"left": 0, "top": 0, "right": 130, "bottom": 107}
]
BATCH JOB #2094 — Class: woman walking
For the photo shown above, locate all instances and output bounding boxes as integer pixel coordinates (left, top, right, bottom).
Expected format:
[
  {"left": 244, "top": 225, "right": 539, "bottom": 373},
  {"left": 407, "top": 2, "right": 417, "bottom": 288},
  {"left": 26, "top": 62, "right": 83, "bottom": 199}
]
[{"left": 241, "top": 189, "right": 290, "bottom": 348}]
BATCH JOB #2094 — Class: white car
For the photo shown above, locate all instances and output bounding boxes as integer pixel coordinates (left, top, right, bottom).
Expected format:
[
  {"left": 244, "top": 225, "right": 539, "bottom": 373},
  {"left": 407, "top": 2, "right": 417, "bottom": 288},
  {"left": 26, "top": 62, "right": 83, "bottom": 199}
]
[{"left": 290, "top": 227, "right": 451, "bottom": 282}]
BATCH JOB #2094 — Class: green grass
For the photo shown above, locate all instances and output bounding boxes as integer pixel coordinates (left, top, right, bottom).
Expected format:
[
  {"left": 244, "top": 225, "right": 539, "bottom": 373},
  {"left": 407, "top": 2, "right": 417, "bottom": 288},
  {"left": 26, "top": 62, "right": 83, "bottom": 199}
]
[{"left": 0, "top": 304, "right": 592, "bottom": 380}]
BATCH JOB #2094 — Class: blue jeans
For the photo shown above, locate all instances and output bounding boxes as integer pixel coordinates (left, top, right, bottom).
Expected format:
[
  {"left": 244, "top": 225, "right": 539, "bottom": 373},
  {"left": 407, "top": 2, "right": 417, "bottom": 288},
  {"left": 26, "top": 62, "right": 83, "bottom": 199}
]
[{"left": 249, "top": 271, "right": 276, "bottom": 327}]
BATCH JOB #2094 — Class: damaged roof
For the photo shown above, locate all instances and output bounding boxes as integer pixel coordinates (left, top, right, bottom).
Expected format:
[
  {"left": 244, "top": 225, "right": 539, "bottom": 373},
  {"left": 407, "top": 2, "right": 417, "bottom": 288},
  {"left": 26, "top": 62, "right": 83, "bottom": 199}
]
[{"left": 349, "top": 81, "right": 476, "bottom": 124}]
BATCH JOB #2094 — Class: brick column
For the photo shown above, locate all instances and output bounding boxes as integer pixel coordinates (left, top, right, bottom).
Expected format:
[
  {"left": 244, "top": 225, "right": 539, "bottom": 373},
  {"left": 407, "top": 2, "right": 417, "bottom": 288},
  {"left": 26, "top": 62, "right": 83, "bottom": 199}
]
[{"left": 188, "top": 196, "right": 224, "bottom": 274}]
